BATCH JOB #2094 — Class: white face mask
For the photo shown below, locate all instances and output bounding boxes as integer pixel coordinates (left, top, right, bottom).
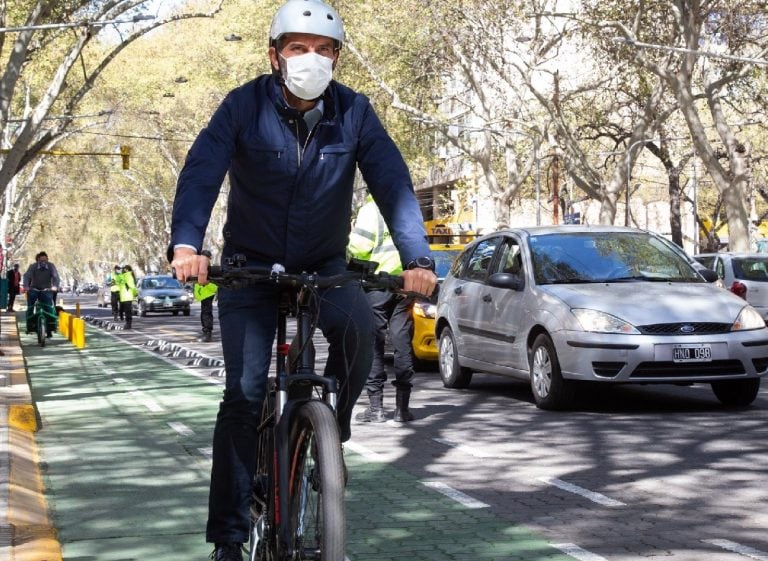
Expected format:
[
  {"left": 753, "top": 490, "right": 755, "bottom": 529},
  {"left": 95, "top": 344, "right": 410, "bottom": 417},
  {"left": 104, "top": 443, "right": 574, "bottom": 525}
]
[{"left": 280, "top": 52, "right": 333, "bottom": 101}]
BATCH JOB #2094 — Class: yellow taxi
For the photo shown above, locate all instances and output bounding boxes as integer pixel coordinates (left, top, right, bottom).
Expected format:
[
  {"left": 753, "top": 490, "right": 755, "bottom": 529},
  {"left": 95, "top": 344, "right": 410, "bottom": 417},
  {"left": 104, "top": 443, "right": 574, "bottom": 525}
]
[{"left": 411, "top": 222, "right": 474, "bottom": 366}]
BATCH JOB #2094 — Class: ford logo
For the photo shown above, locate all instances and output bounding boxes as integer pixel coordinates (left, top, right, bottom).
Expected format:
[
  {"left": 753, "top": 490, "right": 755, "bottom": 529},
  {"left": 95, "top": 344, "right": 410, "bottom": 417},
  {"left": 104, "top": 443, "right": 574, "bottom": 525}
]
[{"left": 680, "top": 324, "right": 695, "bottom": 333}]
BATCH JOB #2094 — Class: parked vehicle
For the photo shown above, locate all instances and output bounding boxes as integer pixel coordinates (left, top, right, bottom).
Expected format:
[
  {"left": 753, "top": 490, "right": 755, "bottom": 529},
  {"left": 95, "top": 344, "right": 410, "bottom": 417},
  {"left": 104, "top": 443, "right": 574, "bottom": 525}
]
[
  {"left": 410, "top": 243, "right": 464, "bottom": 366},
  {"left": 135, "top": 275, "right": 191, "bottom": 316},
  {"left": 436, "top": 225, "right": 768, "bottom": 410},
  {"left": 95, "top": 283, "right": 112, "bottom": 307},
  {"left": 695, "top": 252, "right": 768, "bottom": 322}
]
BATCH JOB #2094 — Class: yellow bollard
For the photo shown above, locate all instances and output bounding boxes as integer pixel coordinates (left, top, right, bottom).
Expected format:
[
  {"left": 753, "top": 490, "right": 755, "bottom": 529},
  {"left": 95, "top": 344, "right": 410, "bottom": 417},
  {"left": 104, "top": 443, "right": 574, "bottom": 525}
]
[
  {"left": 72, "top": 317, "right": 86, "bottom": 348},
  {"left": 59, "top": 311, "right": 71, "bottom": 339}
]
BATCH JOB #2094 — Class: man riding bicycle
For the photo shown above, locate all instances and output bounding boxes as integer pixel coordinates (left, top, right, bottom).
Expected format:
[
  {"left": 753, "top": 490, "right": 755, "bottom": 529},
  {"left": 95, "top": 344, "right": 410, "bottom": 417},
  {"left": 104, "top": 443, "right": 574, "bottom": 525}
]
[
  {"left": 22, "top": 251, "right": 60, "bottom": 337},
  {"left": 168, "top": 1, "right": 436, "bottom": 559}
]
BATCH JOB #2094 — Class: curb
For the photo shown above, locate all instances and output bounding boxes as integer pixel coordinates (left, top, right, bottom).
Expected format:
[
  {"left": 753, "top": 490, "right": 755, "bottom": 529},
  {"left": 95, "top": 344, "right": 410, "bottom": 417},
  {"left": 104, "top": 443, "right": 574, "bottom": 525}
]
[{"left": 0, "top": 312, "right": 62, "bottom": 561}]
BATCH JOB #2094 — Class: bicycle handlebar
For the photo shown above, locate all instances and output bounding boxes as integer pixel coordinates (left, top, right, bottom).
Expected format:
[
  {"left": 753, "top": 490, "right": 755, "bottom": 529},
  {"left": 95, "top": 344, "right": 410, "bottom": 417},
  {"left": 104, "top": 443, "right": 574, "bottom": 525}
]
[{"left": 189, "top": 262, "right": 409, "bottom": 294}]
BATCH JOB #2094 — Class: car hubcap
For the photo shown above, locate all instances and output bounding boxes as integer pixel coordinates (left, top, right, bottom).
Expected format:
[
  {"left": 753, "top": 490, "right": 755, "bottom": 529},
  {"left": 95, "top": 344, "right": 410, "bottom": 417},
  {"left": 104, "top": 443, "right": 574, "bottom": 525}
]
[
  {"left": 532, "top": 346, "right": 552, "bottom": 398},
  {"left": 440, "top": 336, "right": 454, "bottom": 380}
]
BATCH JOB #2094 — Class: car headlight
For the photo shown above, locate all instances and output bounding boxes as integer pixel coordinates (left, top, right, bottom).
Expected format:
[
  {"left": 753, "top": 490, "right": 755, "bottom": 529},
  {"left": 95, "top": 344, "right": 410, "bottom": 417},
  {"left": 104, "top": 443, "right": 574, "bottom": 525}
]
[
  {"left": 572, "top": 308, "right": 639, "bottom": 334},
  {"left": 732, "top": 305, "right": 766, "bottom": 331},
  {"left": 180, "top": 295, "right": 190, "bottom": 301},
  {"left": 143, "top": 295, "right": 156, "bottom": 303},
  {"left": 412, "top": 301, "right": 436, "bottom": 319}
]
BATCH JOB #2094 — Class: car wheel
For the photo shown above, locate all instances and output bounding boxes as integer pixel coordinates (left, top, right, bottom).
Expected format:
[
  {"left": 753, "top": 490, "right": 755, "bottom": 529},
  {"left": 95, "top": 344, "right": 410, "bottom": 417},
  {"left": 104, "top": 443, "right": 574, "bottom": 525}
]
[
  {"left": 183, "top": 308, "right": 190, "bottom": 317},
  {"left": 172, "top": 310, "right": 179, "bottom": 316},
  {"left": 529, "top": 333, "right": 575, "bottom": 410},
  {"left": 711, "top": 378, "right": 760, "bottom": 407},
  {"left": 438, "top": 327, "right": 472, "bottom": 388},
  {"left": 139, "top": 302, "right": 148, "bottom": 317}
]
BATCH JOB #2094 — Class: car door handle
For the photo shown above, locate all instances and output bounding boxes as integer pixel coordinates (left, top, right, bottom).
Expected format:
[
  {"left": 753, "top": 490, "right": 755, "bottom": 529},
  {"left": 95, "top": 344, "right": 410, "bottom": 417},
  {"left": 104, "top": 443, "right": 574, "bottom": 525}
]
[{"left": 482, "top": 294, "right": 492, "bottom": 302}]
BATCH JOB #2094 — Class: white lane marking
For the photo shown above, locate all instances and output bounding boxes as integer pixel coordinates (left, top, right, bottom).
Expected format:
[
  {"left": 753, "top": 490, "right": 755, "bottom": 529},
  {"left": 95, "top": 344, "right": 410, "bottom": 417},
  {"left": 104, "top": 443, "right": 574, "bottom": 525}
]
[
  {"left": 551, "top": 543, "right": 609, "bottom": 561},
  {"left": 344, "top": 441, "right": 387, "bottom": 462},
  {"left": 421, "top": 481, "right": 489, "bottom": 509},
  {"left": 168, "top": 422, "right": 194, "bottom": 436},
  {"left": 113, "top": 377, "right": 128, "bottom": 384},
  {"left": 433, "top": 437, "right": 495, "bottom": 458},
  {"left": 128, "top": 390, "right": 164, "bottom": 413},
  {"left": 198, "top": 447, "right": 213, "bottom": 459},
  {"left": 705, "top": 539, "right": 768, "bottom": 560},
  {"left": 539, "top": 477, "right": 625, "bottom": 507}
]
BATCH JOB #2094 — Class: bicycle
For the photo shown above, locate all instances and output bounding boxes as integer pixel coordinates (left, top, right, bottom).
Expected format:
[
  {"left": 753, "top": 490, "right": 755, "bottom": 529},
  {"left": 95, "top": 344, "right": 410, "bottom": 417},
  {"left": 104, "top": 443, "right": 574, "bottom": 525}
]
[
  {"left": 26, "top": 288, "right": 58, "bottom": 347},
  {"left": 203, "top": 255, "right": 405, "bottom": 561}
]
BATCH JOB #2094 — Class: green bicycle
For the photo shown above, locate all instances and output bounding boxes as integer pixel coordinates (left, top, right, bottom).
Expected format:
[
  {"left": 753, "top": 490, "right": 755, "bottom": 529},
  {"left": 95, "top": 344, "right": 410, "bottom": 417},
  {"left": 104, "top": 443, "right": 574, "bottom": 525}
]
[{"left": 26, "top": 288, "right": 58, "bottom": 347}]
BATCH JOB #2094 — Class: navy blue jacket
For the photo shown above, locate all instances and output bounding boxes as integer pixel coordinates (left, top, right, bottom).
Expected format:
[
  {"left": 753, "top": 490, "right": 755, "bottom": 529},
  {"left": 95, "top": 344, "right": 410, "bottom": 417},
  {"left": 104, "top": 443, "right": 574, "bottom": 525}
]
[{"left": 169, "top": 74, "right": 429, "bottom": 271}]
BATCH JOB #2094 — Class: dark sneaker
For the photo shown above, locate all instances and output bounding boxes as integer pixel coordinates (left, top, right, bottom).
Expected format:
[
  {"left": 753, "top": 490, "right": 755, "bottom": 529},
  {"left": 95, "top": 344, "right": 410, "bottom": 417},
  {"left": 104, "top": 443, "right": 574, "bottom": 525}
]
[{"left": 210, "top": 543, "right": 243, "bottom": 561}]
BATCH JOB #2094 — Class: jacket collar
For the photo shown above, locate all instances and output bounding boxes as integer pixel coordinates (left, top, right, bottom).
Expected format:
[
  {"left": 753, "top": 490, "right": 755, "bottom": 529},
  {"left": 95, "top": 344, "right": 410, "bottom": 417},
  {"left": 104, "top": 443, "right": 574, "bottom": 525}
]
[{"left": 267, "top": 74, "right": 336, "bottom": 123}]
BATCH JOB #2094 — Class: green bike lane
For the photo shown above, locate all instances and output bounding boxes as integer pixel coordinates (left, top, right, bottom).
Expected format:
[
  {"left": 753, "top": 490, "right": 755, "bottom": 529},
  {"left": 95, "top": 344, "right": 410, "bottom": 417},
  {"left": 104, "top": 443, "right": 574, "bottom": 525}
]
[{"left": 21, "top": 324, "right": 571, "bottom": 561}]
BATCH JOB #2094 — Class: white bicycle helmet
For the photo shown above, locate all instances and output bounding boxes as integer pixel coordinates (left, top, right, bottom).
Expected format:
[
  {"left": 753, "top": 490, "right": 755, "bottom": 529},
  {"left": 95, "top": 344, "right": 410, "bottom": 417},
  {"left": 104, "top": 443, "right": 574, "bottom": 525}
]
[{"left": 269, "top": 0, "right": 345, "bottom": 47}]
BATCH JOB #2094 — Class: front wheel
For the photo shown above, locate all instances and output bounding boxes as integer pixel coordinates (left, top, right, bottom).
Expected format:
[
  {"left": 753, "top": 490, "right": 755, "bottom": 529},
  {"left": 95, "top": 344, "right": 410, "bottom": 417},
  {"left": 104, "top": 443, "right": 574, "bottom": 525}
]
[
  {"left": 438, "top": 327, "right": 472, "bottom": 388},
  {"left": 529, "top": 333, "right": 574, "bottom": 410},
  {"left": 286, "top": 400, "right": 345, "bottom": 561},
  {"left": 711, "top": 378, "right": 760, "bottom": 407},
  {"left": 37, "top": 312, "right": 46, "bottom": 347}
]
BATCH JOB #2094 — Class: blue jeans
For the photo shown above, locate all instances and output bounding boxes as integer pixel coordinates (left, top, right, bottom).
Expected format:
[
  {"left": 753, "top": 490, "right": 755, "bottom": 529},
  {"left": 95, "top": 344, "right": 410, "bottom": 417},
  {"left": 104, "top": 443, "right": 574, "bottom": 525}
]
[{"left": 205, "top": 260, "right": 374, "bottom": 544}]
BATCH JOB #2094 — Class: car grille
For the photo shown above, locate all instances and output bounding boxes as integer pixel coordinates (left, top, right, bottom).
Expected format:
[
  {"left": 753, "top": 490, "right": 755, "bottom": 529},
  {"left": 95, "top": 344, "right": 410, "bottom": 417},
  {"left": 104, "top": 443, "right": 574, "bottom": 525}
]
[
  {"left": 637, "top": 322, "right": 732, "bottom": 335},
  {"left": 630, "top": 360, "right": 745, "bottom": 378}
]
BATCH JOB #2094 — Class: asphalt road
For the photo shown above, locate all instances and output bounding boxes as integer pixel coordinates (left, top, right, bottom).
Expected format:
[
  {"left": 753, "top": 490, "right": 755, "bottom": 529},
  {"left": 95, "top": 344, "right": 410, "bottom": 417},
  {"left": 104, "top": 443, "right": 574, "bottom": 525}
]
[{"left": 34, "top": 293, "right": 768, "bottom": 560}]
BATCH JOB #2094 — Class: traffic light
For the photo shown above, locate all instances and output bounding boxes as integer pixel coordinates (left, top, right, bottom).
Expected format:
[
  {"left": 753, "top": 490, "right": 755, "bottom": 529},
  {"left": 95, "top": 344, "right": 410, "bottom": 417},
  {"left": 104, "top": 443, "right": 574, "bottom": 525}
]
[{"left": 120, "top": 145, "right": 130, "bottom": 169}]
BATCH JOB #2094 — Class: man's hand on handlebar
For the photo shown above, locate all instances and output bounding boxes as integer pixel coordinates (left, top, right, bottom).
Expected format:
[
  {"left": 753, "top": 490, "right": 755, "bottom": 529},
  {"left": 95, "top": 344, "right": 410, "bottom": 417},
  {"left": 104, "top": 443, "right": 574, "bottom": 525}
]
[
  {"left": 172, "top": 247, "right": 210, "bottom": 284},
  {"left": 401, "top": 268, "right": 437, "bottom": 298}
]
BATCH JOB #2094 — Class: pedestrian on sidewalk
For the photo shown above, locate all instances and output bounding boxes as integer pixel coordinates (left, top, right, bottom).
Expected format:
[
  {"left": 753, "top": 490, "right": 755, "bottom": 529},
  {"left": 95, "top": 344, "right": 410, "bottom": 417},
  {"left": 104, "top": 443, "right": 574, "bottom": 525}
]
[
  {"left": 349, "top": 195, "right": 420, "bottom": 423},
  {"left": 5, "top": 263, "right": 21, "bottom": 312},
  {"left": 195, "top": 250, "right": 218, "bottom": 342}
]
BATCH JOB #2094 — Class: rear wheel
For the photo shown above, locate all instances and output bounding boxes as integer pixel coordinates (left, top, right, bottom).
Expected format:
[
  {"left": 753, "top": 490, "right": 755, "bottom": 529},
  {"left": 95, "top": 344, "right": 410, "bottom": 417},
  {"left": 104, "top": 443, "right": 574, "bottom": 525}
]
[
  {"left": 529, "top": 333, "right": 574, "bottom": 410},
  {"left": 711, "top": 378, "right": 760, "bottom": 407},
  {"left": 286, "top": 400, "right": 345, "bottom": 561},
  {"left": 438, "top": 327, "right": 472, "bottom": 388}
]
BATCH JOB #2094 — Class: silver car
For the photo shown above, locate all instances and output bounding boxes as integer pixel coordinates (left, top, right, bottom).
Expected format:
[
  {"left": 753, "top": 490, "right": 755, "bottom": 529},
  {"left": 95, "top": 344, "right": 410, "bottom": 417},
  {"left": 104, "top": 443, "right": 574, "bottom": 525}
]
[
  {"left": 436, "top": 226, "right": 768, "bottom": 410},
  {"left": 695, "top": 252, "right": 768, "bottom": 321}
]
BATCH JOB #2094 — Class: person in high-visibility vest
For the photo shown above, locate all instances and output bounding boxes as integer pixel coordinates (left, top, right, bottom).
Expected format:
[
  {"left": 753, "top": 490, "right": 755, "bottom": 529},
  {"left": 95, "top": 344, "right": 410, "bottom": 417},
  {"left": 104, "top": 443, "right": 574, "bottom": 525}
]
[
  {"left": 194, "top": 250, "right": 218, "bottom": 342},
  {"left": 117, "top": 265, "right": 137, "bottom": 329},
  {"left": 348, "top": 196, "right": 420, "bottom": 423},
  {"left": 108, "top": 265, "right": 122, "bottom": 321}
]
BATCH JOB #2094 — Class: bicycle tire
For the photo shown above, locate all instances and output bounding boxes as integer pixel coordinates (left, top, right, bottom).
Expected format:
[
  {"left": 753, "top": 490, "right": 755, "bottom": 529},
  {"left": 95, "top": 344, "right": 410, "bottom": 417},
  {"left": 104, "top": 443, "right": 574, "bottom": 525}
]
[
  {"left": 37, "top": 311, "right": 46, "bottom": 347},
  {"left": 286, "top": 400, "right": 345, "bottom": 561},
  {"left": 249, "top": 393, "right": 277, "bottom": 561}
]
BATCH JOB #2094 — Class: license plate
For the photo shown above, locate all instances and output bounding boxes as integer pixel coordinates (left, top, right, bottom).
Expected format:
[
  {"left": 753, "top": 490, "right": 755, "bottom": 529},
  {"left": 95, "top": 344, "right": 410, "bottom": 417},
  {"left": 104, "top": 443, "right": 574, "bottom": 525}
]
[
  {"left": 673, "top": 344, "right": 712, "bottom": 363},
  {"left": 163, "top": 297, "right": 173, "bottom": 308}
]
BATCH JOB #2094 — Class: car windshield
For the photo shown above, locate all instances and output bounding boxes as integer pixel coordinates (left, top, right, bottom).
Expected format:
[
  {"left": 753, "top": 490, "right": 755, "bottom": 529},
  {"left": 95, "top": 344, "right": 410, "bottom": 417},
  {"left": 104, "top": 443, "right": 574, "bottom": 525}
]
[
  {"left": 528, "top": 231, "right": 702, "bottom": 285},
  {"left": 733, "top": 257, "right": 768, "bottom": 282},
  {"left": 144, "top": 277, "right": 182, "bottom": 289}
]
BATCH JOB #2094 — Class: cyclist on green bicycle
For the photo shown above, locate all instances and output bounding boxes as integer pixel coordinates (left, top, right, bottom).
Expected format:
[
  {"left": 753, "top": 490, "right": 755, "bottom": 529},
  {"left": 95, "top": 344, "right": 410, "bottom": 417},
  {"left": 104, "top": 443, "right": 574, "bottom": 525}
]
[
  {"left": 169, "top": 1, "right": 436, "bottom": 559},
  {"left": 22, "top": 251, "right": 60, "bottom": 337}
]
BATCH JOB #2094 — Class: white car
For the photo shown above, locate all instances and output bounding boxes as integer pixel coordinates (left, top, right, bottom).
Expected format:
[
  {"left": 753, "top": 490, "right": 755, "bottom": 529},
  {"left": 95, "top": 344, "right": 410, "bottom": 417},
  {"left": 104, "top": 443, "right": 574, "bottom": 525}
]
[
  {"left": 695, "top": 252, "right": 768, "bottom": 321},
  {"left": 436, "top": 226, "right": 768, "bottom": 410}
]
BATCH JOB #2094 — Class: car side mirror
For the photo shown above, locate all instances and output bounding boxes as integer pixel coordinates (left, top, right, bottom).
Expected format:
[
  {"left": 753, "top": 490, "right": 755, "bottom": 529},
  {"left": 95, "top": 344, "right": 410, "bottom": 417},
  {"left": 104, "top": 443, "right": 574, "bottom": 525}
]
[
  {"left": 487, "top": 272, "right": 524, "bottom": 291},
  {"left": 697, "top": 268, "right": 719, "bottom": 283}
]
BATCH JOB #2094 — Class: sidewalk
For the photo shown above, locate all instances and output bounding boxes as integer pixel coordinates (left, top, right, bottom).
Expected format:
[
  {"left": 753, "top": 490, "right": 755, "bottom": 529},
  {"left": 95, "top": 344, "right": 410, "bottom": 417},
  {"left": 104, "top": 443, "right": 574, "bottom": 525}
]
[{"left": 0, "top": 311, "right": 62, "bottom": 561}]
